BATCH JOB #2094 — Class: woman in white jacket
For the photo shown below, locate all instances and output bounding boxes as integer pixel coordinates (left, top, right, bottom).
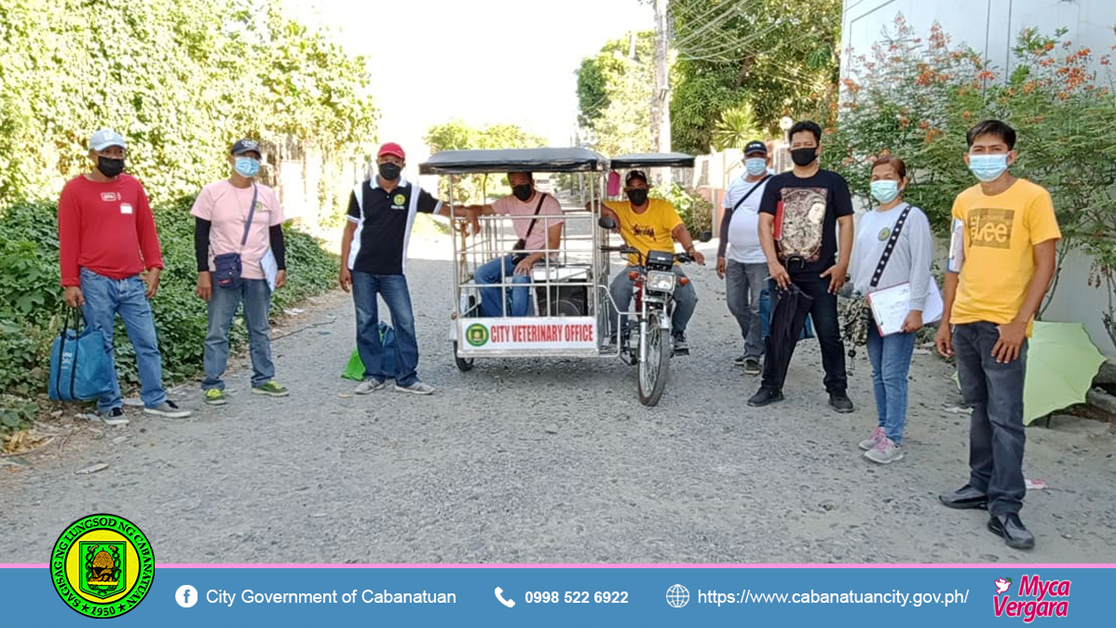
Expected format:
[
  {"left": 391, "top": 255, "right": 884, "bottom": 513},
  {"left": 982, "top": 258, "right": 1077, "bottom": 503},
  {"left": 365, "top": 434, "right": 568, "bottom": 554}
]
[{"left": 852, "top": 156, "right": 934, "bottom": 464}]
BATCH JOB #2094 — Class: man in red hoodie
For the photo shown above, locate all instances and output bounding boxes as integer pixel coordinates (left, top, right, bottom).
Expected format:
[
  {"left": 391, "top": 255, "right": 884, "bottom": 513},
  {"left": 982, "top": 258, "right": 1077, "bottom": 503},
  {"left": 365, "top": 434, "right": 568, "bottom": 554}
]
[{"left": 57, "top": 129, "right": 191, "bottom": 423}]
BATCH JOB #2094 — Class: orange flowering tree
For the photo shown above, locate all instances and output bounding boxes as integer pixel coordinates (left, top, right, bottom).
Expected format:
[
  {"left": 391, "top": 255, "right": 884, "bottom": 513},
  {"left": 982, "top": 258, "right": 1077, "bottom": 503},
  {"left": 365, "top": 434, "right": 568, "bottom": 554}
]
[{"left": 825, "top": 16, "right": 1116, "bottom": 335}]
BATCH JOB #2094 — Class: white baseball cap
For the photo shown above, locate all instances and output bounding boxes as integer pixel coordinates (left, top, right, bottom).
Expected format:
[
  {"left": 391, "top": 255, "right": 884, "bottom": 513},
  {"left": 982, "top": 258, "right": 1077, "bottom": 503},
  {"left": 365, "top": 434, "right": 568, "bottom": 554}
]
[{"left": 89, "top": 129, "right": 126, "bottom": 152}]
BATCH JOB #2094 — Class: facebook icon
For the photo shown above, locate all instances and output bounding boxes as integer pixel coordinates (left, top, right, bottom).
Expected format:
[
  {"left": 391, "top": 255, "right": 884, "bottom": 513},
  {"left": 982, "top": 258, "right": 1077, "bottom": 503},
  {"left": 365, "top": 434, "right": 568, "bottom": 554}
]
[{"left": 175, "top": 585, "right": 198, "bottom": 608}]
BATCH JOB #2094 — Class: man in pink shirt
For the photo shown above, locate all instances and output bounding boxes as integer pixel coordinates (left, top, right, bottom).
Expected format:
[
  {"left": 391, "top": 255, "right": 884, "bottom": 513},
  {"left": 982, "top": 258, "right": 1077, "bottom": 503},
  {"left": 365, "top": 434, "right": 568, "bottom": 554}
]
[
  {"left": 191, "top": 139, "right": 289, "bottom": 406},
  {"left": 57, "top": 129, "right": 191, "bottom": 422},
  {"left": 469, "top": 172, "right": 564, "bottom": 317}
]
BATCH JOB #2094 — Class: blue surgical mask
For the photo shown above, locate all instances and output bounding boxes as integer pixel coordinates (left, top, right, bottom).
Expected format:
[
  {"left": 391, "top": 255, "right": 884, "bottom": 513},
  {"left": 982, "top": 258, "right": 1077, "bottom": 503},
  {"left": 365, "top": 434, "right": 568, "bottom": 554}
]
[
  {"left": 744, "top": 157, "right": 767, "bottom": 176},
  {"left": 234, "top": 156, "right": 260, "bottom": 178},
  {"left": 968, "top": 153, "right": 1008, "bottom": 182},
  {"left": 870, "top": 180, "right": 900, "bottom": 203}
]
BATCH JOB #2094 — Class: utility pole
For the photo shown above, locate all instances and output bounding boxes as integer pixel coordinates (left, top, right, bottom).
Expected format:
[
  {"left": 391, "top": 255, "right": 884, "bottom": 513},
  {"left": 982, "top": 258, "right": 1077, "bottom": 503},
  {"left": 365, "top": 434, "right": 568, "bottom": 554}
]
[{"left": 652, "top": 0, "right": 671, "bottom": 156}]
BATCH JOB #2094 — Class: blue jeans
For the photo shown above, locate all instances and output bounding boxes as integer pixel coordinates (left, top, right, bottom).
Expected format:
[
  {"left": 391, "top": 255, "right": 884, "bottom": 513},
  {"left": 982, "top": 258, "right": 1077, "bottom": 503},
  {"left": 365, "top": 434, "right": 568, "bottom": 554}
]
[
  {"left": 476, "top": 255, "right": 532, "bottom": 317},
  {"left": 352, "top": 272, "right": 420, "bottom": 387},
  {"left": 203, "top": 279, "right": 274, "bottom": 390},
  {"left": 725, "top": 260, "right": 767, "bottom": 360},
  {"left": 79, "top": 268, "right": 167, "bottom": 413},
  {"left": 866, "top": 324, "right": 917, "bottom": 444},
  {"left": 954, "top": 321, "right": 1028, "bottom": 517}
]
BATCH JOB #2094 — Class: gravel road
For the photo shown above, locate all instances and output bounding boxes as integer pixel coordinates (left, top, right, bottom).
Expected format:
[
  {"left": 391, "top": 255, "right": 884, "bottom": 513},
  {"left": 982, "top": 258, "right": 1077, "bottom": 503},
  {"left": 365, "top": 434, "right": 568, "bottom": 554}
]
[{"left": 2, "top": 231, "right": 1114, "bottom": 564}]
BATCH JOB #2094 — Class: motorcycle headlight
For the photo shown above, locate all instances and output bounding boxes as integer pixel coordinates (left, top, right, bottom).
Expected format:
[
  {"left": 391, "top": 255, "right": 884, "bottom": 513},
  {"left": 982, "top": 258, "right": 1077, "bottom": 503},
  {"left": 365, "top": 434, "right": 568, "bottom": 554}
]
[{"left": 646, "top": 270, "right": 676, "bottom": 292}]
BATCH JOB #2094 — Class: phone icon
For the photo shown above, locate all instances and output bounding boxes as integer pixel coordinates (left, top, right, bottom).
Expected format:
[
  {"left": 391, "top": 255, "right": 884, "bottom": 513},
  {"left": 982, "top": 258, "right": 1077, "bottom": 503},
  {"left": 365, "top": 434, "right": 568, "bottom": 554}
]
[{"left": 495, "top": 587, "right": 515, "bottom": 608}]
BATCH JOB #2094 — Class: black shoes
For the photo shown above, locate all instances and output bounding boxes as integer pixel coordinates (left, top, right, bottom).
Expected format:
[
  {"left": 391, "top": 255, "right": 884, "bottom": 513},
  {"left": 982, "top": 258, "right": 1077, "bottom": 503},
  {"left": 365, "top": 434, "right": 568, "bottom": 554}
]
[
  {"left": 829, "top": 392, "right": 854, "bottom": 413},
  {"left": 744, "top": 358, "right": 761, "bottom": 376},
  {"left": 748, "top": 387, "right": 784, "bottom": 407},
  {"left": 672, "top": 333, "right": 689, "bottom": 355},
  {"left": 988, "top": 513, "right": 1036, "bottom": 550},
  {"left": 939, "top": 484, "right": 989, "bottom": 510}
]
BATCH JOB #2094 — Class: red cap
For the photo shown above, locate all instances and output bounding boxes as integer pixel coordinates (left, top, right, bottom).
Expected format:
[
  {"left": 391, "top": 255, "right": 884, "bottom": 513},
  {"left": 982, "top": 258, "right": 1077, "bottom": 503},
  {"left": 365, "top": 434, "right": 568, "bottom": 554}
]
[{"left": 378, "top": 142, "right": 406, "bottom": 160}]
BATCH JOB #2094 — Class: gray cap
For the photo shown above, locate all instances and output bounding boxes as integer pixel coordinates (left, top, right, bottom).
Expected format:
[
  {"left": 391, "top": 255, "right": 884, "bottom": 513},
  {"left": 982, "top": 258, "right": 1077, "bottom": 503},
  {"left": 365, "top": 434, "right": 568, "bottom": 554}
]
[{"left": 89, "top": 129, "right": 126, "bottom": 152}]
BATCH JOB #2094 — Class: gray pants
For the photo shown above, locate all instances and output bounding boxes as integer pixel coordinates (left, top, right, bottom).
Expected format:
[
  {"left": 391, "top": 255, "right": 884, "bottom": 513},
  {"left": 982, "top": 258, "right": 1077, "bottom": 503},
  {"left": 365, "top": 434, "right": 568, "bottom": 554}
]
[
  {"left": 955, "top": 321, "right": 1028, "bottom": 516},
  {"left": 725, "top": 259, "right": 766, "bottom": 360},
  {"left": 608, "top": 265, "right": 698, "bottom": 338}
]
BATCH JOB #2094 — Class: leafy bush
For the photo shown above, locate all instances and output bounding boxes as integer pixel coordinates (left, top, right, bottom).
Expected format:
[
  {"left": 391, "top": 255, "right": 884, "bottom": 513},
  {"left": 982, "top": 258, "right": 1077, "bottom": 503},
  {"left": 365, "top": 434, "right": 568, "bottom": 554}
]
[
  {"left": 0, "top": 196, "right": 339, "bottom": 408},
  {"left": 651, "top": 182, "right": 714, "bottom": 237}
]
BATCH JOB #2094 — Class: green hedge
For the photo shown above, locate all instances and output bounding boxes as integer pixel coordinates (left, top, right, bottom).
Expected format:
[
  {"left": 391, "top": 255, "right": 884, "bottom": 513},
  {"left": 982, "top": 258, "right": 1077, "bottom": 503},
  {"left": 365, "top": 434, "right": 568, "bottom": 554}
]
[{"left": 0, "top": 197, "right": 338, "bottom": 429}]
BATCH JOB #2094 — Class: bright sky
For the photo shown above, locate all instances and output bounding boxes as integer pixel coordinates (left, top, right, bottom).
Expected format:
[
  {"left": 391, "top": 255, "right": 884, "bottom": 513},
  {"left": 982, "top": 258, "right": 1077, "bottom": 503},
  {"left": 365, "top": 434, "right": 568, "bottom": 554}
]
[{"left": 283, "top": 0, "right": 653, "bottom": 163}]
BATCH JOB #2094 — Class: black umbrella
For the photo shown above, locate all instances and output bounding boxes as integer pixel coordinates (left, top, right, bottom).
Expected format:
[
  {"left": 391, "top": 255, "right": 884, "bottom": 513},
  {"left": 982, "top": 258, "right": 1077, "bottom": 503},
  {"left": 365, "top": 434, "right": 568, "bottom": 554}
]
[{"left": 764, "top": 283, "right": 814, "bottom": 391}]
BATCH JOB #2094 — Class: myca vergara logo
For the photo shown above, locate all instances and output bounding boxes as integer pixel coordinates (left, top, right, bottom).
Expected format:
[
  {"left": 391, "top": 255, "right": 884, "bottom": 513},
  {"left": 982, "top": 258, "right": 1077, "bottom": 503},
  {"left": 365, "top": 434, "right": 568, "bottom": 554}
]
[
  {"left": 993, "top": 574, "right": 1070, "bottom": 623},
  {"left": 51, "top": 514, "right": 155, "bottom": 619}
]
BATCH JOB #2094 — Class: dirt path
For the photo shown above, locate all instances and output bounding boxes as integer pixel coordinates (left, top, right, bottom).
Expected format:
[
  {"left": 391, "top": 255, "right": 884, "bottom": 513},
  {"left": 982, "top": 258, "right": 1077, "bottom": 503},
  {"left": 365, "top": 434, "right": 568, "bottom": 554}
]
[{"left": 2, "top": 238, "right": 1114, "bottom": 564}]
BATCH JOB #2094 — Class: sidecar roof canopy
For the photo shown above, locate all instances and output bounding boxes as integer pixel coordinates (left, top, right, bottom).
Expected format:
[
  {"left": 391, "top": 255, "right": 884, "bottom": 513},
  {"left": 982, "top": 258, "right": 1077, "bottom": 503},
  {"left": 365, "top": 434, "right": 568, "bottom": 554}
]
[
  {"left": 610, "top": 152, "right": 695, "bottom": 169},
  {"left": 420, "top": 148, "right": 606, "bottom": 175}
]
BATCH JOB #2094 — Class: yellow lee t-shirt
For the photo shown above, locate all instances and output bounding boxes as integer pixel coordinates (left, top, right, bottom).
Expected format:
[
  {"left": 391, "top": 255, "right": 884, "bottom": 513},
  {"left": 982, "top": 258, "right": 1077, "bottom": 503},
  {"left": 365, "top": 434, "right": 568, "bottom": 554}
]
[
  {"left": 604, "top": 198, "right": 684, "bottom": 266},
  {"left": 951, "top": 178, "right": 1061, "bottom": 331}
]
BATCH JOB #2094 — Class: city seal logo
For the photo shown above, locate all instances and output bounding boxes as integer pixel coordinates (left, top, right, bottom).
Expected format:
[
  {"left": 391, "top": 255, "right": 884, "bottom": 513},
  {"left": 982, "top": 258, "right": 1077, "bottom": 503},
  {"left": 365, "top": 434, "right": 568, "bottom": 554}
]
[
  {"left": 878, "top": 226, "right": 891, "bottom": 241},
  {"left": 465, "top": 323, "right": 490, "bottom": 347},
  {"left": 51, "top": 514, "right": 155, "bottom": 619},
  {"left": 393, "top": 193, "right": 406, "bottom": 206}
]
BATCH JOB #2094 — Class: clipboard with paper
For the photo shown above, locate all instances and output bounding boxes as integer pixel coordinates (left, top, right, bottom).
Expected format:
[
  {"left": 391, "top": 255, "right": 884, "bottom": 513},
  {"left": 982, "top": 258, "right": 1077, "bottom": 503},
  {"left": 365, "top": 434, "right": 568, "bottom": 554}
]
[{"left": 866, "top": 281, "right": 944, "bottom": 336}]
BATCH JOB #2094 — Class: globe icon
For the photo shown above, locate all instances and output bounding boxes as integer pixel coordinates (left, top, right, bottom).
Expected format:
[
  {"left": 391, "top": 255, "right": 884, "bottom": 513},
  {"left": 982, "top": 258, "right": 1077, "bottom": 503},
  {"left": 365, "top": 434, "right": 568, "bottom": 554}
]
[{"left": 666, "top": 584, "right": 689, "bottom": 608}]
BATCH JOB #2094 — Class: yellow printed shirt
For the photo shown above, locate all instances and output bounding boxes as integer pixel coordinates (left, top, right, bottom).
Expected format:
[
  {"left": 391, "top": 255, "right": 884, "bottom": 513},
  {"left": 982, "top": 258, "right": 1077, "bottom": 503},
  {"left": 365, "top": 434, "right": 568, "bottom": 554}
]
[
  {"left": 950, "top": 178, "right": 1061, "bottom": 332},
  {"left": 604, "top": 198, "right": 684, "bottom": 266}
]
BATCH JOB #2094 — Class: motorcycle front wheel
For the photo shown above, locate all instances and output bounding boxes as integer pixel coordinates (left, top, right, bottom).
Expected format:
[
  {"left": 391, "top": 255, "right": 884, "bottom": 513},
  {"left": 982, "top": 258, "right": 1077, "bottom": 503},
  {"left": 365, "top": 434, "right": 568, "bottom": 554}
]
[{"left": 637, "top": 312, "right": 671, "bottom": 406}]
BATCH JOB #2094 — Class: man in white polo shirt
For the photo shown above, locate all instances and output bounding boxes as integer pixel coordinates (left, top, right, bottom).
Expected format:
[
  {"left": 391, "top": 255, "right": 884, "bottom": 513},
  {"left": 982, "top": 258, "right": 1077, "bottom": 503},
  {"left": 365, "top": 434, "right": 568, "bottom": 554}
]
[{"left": 716, "top": 140, "right": 773, "bottom": 375}]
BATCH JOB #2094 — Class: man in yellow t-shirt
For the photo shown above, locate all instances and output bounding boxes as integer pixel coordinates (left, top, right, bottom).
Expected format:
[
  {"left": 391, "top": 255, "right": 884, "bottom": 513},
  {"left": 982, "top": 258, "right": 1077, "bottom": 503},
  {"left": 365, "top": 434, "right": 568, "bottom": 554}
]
[
  {"left": 600, "top": 170, "right": 706, "bottom": 351},
  {"left": 935, "top": 120, "right": 1061, "bottom": 551}
]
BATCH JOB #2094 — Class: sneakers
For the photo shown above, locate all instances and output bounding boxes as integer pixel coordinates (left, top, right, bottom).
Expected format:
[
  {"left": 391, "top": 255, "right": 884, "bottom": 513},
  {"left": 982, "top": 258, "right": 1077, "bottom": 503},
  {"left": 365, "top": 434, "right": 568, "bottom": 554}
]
[
  {"left": 733, "top": 354, "right": 747, "bottom": 366},
  {"left": 101, "top": 407, "right": 129, "bottom": 426},
  {"left": 858, "top": 426, "right": 886, "bottom": 451},
  {"left": 743, "top": 358, "right": 761, "bottom": 376},
  {"left": 143, "top": 400, "right": 191, "bottom": 419},
  {"left": 204, "top": 389, "right": 227, "bottom": 406},
  {"left": 395, "top": 381, "right": 436, "bottom": 396},
  {"left": 251, "top": 381, "right": 290, "bottom": 397},
  {"left": 747, "top": 387, "right": 784, "bottom": 407},
  {"left": 354, "top": 379, "right": 388, "bottom": 395},
  {"left": 864, "top": 437, "right": 904, "bottom": 464},
  {"left": 672, "top": 333, "right": 688, "bottom": 353},
  {"left": 988, "top": 513, "right": 1036, "bottom": 550},
  {"left": 829, "top": 392, "right": 855, "bottom": 413}
]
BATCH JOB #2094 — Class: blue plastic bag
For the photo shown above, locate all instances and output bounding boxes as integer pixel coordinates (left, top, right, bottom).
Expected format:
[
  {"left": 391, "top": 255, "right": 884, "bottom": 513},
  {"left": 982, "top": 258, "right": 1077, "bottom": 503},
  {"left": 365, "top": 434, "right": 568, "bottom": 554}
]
[
  {"left": 760, "top": 287, "right": 815, "bottom": 342},
  {"left": 49, "top": 309, "right": 114, "bottom": 402},
  {"left": 341, "top": 322, "right": 397, "bottom": 381}
]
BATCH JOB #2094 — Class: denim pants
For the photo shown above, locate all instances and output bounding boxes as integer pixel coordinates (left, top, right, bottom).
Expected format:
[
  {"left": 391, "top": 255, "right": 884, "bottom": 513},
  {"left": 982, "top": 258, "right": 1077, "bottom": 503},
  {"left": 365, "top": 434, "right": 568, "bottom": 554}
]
[
  {"left": 725, "top": 260, "right": 767, "bottom": 360},
  {"left": 351, "top": 271, "right": 420, "bottom": 387},
  {"left": 866, "top": 323, "right": 917, "bottom": 444},
  {"left": 203, "top": 279, "right": 274, "bottom": 390},
  {"left": 761, "top": 276, "right": 847, "bottom": 393},
  {"left": 79, "top": 268, "right": 167, "bottom": 413},
  {"left": 608, "top": 265, "right": 698, "bottom": 338},
  {"left": 954, "top": 321, "right": 1028, "bottom": 516},
  {"left": 476, "top": 255, "right": 532, "bottom": 317}
]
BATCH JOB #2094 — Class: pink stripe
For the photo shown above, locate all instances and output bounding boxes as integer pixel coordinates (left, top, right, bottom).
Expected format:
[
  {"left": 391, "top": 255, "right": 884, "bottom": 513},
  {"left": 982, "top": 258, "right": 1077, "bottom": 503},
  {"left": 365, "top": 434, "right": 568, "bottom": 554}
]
[{"left": 3, "top": 563, "right": 1115, "bottom": 569}]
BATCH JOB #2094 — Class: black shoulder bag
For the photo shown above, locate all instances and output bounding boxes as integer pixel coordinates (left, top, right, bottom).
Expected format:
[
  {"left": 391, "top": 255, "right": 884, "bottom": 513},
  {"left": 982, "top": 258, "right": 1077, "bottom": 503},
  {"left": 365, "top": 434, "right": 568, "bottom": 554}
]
[{"left": 511, "top": 193, "right": 548, "bottom": 265}]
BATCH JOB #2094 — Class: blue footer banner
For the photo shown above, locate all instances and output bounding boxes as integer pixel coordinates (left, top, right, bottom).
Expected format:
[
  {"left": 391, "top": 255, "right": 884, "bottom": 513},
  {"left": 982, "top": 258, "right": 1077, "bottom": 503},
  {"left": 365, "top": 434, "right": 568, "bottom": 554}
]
[{"left": 2, "top": 564, "right": 1113, "bottom": 627}]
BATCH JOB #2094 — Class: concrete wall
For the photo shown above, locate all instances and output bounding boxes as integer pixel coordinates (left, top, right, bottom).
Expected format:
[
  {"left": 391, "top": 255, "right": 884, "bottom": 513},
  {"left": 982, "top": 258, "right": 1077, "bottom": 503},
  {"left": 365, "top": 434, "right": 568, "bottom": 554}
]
[{"left": 841, "top": 0, "right": 1116, "bottom": 358}]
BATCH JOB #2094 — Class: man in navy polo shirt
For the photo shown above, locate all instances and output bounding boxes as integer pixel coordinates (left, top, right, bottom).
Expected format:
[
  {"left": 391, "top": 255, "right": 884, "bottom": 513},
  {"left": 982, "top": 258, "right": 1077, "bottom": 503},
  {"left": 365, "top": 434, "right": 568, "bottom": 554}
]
[{"left": 339, "top": 142, "right": 455, "bottom": 396}]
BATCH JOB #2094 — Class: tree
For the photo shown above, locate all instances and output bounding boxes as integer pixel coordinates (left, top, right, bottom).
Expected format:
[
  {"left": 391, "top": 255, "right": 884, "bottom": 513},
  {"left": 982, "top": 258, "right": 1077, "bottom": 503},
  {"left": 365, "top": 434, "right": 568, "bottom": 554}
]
[
  {"left": 575, "top": 31, "right": 656, "bottom": 156},
  {"left": 0, "top": 0, "right": 377, "bottom": 209},
  {"left": 424, "top": 120, "right": 545, "bottom": 203},
  {"left": 668, "top": 0, "right": 842, "bottom": 154},
  {"left": 711, "top": 102, "right": 763, "bottom": 151}
]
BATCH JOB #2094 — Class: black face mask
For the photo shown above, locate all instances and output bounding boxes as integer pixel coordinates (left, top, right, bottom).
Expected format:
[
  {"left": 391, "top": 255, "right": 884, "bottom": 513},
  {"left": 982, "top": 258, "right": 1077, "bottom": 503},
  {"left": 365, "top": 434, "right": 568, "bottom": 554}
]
[
  {"left": 378, "top": 163, "right": 402, "bottom": 181},
  {"left": 626, "top": 189, "right": 649, "bottom": 206},
  {"left": 790, "top": 147, "right": 818, "bottom": 167},
  {"left": 512, "top": 184, "right": 533, "bottom": 202},
  {"left": 97, "top": 156, "right": 125, "bottom": 178}
]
